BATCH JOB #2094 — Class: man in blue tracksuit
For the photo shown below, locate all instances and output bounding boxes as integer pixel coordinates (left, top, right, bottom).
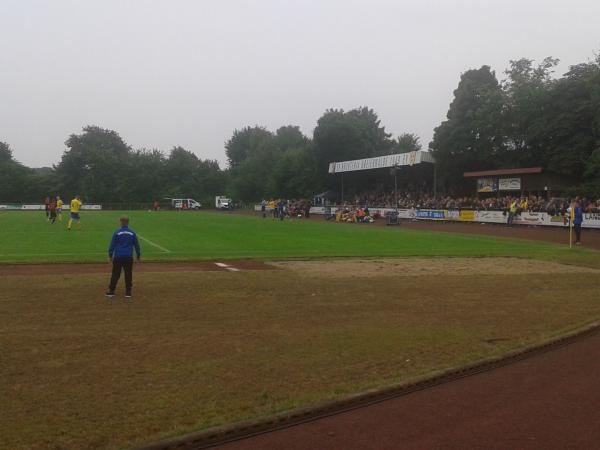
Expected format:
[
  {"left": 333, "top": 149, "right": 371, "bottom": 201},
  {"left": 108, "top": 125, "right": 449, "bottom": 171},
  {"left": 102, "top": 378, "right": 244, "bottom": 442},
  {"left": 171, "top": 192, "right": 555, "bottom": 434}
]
[
  {"left": 573, "top": 201, "right": 584, "bottom": 245},
  {"left": 106, "top": 216, "right": 141, "bottom": 298}
]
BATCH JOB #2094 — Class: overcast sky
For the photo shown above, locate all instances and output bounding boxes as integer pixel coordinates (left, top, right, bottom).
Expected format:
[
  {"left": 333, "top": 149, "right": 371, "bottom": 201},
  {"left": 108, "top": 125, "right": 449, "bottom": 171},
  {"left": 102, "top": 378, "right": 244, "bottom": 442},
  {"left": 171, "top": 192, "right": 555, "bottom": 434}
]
[{"left": 1, "top": 0, "right": 599, "bottom": 168}]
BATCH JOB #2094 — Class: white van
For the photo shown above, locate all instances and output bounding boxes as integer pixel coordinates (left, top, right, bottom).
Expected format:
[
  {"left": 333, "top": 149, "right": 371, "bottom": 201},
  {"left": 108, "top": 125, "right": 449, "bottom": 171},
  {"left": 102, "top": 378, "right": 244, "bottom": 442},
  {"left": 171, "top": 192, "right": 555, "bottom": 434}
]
[
  {"left": 168, "top": 198, "right": 202, "bottom": 210},
  {"left": 215, "top": 196, "right": 232, "bottom": 210}
]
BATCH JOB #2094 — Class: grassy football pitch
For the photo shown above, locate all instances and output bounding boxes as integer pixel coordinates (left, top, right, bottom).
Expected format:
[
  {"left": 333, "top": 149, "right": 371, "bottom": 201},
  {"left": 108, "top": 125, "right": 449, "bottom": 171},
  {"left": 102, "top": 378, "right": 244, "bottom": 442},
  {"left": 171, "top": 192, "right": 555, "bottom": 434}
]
[
  {"left": 0, "top": 209, "right": 595, "bottom": 264},
  {"left": 2, "top": 210, "right": 600, "bottom": 450}
]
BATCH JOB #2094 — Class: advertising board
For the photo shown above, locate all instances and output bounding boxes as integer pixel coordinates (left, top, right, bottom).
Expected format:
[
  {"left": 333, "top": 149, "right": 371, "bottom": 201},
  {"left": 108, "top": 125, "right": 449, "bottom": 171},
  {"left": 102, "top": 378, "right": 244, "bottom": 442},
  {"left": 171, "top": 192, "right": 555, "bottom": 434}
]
[
  {"left": 477, "top": 178, "right": 498, "bottom": 193},
  {"left": 415, "top": 210, "right": 446, "bottom": 220},
  {"left": 498, "top": 177, "right": 521, "bottom": 191},
  {"left": 258, "top": 204, "right": 600, "bottom": 229}
]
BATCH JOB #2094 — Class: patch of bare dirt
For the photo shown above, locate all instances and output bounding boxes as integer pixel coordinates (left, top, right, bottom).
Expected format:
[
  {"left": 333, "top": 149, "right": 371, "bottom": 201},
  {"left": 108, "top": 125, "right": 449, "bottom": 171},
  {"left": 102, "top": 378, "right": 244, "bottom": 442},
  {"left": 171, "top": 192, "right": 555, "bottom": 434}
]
[{"left": 273, "top": 257, "right": 600, "bottom": 278}]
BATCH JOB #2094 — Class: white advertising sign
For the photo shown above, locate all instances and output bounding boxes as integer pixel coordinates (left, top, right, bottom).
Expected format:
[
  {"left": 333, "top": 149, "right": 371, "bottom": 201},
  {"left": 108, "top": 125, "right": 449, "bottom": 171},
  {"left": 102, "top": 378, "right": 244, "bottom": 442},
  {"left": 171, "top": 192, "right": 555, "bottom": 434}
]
[{"left": 499, "top": 177, "right": 521, "bottom": 191}]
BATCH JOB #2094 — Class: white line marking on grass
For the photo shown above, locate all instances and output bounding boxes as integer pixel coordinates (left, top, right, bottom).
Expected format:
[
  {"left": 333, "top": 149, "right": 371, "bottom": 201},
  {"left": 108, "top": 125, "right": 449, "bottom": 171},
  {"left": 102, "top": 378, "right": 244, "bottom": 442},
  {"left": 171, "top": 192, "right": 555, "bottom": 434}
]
[
  {"left": 215, "top": 262, "right": 241, "bottom": 272},
  {"left": 138, "top": 235, "right": 171, "bottom": 253}
]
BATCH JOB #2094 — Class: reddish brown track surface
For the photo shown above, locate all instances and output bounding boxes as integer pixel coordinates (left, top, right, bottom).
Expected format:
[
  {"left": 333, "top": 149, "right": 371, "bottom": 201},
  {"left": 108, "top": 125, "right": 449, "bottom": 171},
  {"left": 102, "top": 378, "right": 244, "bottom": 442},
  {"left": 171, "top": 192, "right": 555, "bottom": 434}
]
[
  {"left": 399, "top": 219, "right": 600, "bottom": 250},
  {"left": 0, "top": 260, "right": 275, "bottom": 276},
  {"left": 216, "top": 330, "right": 600, "bottom": 450}
]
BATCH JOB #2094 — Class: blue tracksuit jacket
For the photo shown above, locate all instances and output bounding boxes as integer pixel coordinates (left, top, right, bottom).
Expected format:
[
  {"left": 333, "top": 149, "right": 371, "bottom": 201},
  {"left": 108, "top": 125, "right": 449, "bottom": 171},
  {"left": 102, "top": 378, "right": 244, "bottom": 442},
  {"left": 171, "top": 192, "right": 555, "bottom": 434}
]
[
  {"left": 108, "top": 226, "right": 141, "bottom": 258},
  {"left": 573, "top": 207, "right": 583, "bottom": 225}
]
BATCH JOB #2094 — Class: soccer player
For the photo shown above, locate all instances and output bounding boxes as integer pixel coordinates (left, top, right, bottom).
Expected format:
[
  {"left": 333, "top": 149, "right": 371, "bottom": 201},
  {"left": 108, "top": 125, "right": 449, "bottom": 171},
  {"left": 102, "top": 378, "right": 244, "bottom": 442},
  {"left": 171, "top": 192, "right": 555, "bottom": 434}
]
[
  {"left": 48, "top": 197, "right": 57, "bottom": 224},
  {"left": 44, "top": 196, "right": 50, "bottom": 221},
  {"left": 106, "top": 216, "right": 141, "bottom": 299},
  {"left": 56, "top": 196, "right": 64, "bottom": 222},
  {"left": 67, "top": 195, "right": 82, "bottom": 230}
]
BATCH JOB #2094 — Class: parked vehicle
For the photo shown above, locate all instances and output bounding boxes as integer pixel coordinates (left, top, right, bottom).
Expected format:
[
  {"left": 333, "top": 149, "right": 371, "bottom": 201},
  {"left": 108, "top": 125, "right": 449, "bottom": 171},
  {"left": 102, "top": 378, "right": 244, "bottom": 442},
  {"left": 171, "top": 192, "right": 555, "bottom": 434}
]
[
  {"left": 215, "top": 196, "right": 232, "bottom": 210},
  {"left": 166, "top": 198, "right": 202, "bottom": 210}
]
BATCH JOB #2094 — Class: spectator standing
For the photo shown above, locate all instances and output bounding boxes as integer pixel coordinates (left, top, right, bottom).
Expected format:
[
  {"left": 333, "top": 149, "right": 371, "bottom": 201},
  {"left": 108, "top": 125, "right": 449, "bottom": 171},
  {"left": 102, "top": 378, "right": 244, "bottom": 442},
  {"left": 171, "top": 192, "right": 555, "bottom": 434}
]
[
  {"left": 507, "top": 199, "right": 517, "bottom": 227},
  {"left": 573, "top": 201, "right": 584, "bottom": 245}
]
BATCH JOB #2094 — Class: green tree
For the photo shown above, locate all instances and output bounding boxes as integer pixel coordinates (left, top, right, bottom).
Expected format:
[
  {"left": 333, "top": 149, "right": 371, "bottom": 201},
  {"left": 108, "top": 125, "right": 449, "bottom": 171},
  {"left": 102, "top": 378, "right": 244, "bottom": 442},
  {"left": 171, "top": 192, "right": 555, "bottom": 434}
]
[
  {"left": 395, "top": 133, "right": 422, "bottom": 153},
  {"left": 313, "top": 107, "right": 393, "bottom": 182},
  {"left": 273, "top": 125, "right": 309, "bottom": 152},
  {"left": 163, "top": 146, "right": 225, "bottom": 202},
  {"left": 430, "top": 66, "right": 505, "bottom": 190},
  {"left": 126, "top": 149, "right": 166, "bottom": 202},
  {"left": 501, "top": 57, "right": 559, "bottom": 167},
  {"left": 0, "top": 141, "right": 45, "bottom": 202},
  {"left": 225, "top": 126, "right": 273, "bottom": 168},
  {"left": 541, "top": 58, "right": 600, "bottom": 179},
  {"left": 55, "top": 126, "right": 132, "bottom": 202}
]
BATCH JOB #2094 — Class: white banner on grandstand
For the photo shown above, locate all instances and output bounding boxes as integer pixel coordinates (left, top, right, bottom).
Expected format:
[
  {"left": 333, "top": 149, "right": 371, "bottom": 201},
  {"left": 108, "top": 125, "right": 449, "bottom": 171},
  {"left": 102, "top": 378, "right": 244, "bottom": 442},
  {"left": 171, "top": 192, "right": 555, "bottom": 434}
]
[
  {"left": 499, "top": 177, "right": 521, "bottom": 191},
  {"left": 328, "top": 151, "right": 435, "bottom": 174}
]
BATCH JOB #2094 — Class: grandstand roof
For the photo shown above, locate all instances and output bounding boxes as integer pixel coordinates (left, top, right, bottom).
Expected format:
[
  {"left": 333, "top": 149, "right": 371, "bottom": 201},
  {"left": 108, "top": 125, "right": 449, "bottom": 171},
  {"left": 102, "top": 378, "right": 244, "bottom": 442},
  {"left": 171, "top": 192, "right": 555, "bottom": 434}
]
[
  {"left": 328, "top": 151, "right": 435, "bottom": 174},
  {"left": 463, "top": 167, "right": 543, "bottom": 178}
]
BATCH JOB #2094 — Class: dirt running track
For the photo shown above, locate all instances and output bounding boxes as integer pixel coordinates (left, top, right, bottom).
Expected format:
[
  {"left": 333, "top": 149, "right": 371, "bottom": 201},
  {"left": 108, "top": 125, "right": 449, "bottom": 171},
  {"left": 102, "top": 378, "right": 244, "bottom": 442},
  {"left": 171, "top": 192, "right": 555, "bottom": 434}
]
[
  {"left": 217, "top": 331, "right": 600, "bottom": 450},
  {"left": 0, "top": 260, "right": 275, "bottom": 276}
]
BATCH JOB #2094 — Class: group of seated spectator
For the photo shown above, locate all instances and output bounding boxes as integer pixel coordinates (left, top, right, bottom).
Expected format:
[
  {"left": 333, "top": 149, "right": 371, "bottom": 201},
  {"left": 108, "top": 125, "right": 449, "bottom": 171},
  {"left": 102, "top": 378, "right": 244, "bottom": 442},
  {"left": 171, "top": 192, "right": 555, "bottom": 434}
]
[
  {"left": 346, "top": 190, "right": 600, "bottom": 214},
  {"left": 335, "top": 206, "right": 375, "bottom": 223},
  {"left": 267, "top": 199, "right": 312, "bottom": 219}
]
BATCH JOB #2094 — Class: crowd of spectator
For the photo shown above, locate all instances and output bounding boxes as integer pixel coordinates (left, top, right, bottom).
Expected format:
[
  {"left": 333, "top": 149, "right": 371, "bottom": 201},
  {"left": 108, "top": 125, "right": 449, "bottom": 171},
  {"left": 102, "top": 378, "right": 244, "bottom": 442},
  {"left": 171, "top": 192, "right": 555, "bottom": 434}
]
[{"left": 349, "top": 190, "right": 600, "bottom": 214}]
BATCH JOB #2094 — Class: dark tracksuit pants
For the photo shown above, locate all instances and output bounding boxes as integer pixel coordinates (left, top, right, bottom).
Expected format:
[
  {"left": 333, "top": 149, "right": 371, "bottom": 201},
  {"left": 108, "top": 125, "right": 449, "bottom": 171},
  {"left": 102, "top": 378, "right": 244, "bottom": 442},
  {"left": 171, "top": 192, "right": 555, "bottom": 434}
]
[
  {"left": 109, "top": 257, "right": 133, "bottom": 294},
  {"left": 574, "top": 224, "right": 582, "bottom": 243}
]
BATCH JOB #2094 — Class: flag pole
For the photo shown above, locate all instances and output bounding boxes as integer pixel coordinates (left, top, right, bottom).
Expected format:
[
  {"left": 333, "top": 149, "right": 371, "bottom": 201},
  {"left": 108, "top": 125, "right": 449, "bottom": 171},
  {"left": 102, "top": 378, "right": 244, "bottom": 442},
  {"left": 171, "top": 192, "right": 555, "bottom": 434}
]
[
  {"left": 569, "top": 220, "right": 573, "bottom": 249},
  {"left": 569, "top": 203, "right": 574, "bottom": 249}
]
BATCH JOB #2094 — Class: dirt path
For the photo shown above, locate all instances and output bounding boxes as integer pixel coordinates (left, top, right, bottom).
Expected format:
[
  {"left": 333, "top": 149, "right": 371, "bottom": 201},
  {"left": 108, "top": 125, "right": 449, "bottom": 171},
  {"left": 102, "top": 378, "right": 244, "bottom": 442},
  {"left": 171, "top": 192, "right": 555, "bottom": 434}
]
[
  {"left": 0, "top": 260, "right": 275, "bottom": 276},
  {"left": 216, "top": 330, "right": 600, "bottom": 450}
]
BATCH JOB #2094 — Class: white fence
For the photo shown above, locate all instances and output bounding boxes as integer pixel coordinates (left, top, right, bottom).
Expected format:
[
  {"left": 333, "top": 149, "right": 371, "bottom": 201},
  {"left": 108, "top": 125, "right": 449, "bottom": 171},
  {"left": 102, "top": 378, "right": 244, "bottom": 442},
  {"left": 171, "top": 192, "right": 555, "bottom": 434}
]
[
  {"left": 254, "top": 205, "right": 600, "bottom": 229},
  {"left": 0, "top": 204, "right": 102, "bottom": 211}
]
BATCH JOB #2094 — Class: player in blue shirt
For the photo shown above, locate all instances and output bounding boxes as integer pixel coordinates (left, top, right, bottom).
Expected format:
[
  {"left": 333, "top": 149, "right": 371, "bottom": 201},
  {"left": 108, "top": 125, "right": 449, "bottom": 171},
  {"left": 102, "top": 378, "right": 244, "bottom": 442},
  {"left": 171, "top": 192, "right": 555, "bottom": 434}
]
[{"left": 106, "top": 216, "right": 141, "bottom": 299}]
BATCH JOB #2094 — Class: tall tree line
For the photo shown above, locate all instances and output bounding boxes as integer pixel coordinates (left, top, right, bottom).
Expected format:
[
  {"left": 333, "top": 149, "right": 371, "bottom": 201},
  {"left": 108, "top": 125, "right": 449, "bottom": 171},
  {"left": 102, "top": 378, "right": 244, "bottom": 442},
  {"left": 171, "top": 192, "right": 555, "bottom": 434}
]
[
  {"left": 0, "top": 109, "right": 418, "bottom": 203},
  {"left": 0, "top": 127, "right": 226, "bottom": 204},
  {"left": 2, "top": 52, "right": 599, "bottom": 204},
  {"left": 431, "top": 54, "right": 600, "bottom": 196}
]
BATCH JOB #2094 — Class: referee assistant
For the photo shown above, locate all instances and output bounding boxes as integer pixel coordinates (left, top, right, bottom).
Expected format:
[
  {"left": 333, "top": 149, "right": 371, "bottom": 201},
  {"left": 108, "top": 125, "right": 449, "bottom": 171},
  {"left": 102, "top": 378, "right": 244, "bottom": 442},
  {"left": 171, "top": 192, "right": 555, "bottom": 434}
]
[{"left": 106, "top": 216, "right": 141, "bottom": 299}]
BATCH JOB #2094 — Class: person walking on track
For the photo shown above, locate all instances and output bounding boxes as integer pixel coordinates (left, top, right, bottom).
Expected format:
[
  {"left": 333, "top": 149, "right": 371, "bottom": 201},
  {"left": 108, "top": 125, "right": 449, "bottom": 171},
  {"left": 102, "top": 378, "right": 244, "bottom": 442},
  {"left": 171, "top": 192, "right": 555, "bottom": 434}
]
[{"left": 106, "top": 216, "right": 141, "bottom": 299}]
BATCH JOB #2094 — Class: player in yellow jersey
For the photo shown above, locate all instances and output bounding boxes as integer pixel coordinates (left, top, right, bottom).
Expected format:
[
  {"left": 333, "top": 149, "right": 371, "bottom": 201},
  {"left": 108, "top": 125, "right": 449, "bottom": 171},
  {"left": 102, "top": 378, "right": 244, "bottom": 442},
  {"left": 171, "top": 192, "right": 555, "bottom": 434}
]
[
  {"left": 67, "top": 195, "right": 82, "bottom": 230},
  {"left": 56, "top": 196, "right": 64, "bottom": 222}
]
